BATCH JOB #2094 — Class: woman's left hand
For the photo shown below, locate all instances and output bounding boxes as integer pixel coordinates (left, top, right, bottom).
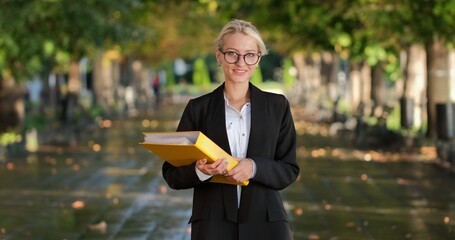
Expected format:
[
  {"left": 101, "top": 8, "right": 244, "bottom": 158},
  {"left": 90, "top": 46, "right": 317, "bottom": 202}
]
[{"left": 224, "top": 158, "right": 254, "bottom": 183}]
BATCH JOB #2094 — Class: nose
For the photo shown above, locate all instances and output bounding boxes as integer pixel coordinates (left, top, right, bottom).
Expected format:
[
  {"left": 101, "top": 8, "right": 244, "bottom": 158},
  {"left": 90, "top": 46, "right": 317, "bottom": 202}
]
[{"left": 235, "top": 55, "right": 247, "bottom": 66}]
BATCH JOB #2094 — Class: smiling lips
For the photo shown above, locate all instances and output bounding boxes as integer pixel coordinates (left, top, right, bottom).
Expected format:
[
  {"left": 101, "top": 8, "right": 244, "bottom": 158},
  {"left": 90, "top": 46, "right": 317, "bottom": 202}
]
[{"left": 233, "top": 69, "right": 248, "bottom": 74}]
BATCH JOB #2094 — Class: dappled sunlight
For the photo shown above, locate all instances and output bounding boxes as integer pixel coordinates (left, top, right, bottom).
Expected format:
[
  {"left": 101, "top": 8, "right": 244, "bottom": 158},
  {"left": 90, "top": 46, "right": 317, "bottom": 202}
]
[
  {"left": 299, "top": 145, "right": 437, "bottom": 163},
  {"left": 71, "top": 200, "right": 85, "bottom": 209},
  {"left": 92, "top": 144, "right": 101, "bottom": 152},
  {"left": 158, "top": 184, "right": 168, "bottom": 194},
  {"left": 127, "top": 147, "right": 135, "bottom": 155},
  {"left": 142, "top": 119, "right": 159, "bottom": 129},
  {"left": 106, "top": 183, "right": 123, "bottom": 195},
  {"left": 324, "top": 203, "right": 332, "bottom": 211},
  {"left": 98, "top": 119, "right": 113, "bottom": 128},
  {"left": 294, "top": 108, "right": 438, "bottom": 165},
  {"left": 290, "top": 117, "right": 455, "bottom": 239},
  {"left": 140, "top": 118, "right": 180, "bottom": 131},
  {"left": 103, "top": 167, "right": 148, "bottom": 176},
  {"left": 294, "top": 207, "right": 304, "bottom": 216},
  {"left": 287, "top": 200, "right": 455, "bottom": 239},
  {"left": 6, "top": 162, "right": 14, "bottom": 170},
  {"left": 310, "top": 148, "right": 327, "bottom": 158},
  {"left": 87, "top": 220, "right": 107, "bottom": 234},
  {"left": 0, "top": 102, "right": 451, "bottom": 239},
  {"left": 308, "top": 234, "right": 320, "bottom": 240}
]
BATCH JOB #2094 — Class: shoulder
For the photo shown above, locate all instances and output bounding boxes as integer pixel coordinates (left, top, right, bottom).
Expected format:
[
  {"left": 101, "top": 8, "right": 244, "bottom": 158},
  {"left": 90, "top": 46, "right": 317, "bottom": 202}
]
[
  {"left": 250, "top": 83, "right": 290, "bottom": 107},
  {"left": 265, "top": 91, "right": 288, "bottom": 103},
  {"left": 185, "top": 84, "right": 224, "bottom": 111},
  {"left": 187, "top": 92, "right": 211, "bottom": 105},
  {"left": 188, "top": 85, "right": 222, "bottom": 104}
]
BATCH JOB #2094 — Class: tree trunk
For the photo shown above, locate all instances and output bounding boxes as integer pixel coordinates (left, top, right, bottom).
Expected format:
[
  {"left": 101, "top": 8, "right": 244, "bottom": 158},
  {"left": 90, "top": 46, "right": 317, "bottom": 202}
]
[
  {"left": 371, "top": 62, "right": 386, "bottom": 117},
  {"left": 64, "top": 61, "right": 81, "bottom": 123},
  {"left": 426, "top": 38, "right": 449, "bottom": 139},
  {"left": 349, "top": 62, "right": 362, "bottom": 112},
  {"left": 292, "top": 52, "right": 307, "bottom": 104},
  {"left": 0, "top": 76, "right": 24, "bottom": 133},
  {"left": 321, "top": 52, "right": 340, "bottom": 102},
  {"left": 402, "top": 44, "right": 427, "bottom": 129},
  {"left": 93, "top": 50, "right": 114, "bottom": 112},
  {"left": 348, "top": 61, "right": 371, "bottom": 113},
  {"left": 360, "top": 62, "right": 372, "bottom": 112}
]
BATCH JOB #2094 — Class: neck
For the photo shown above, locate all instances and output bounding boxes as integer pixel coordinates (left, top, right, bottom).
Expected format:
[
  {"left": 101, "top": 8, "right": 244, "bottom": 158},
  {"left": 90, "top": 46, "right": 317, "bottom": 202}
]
[
  {"left": 224, "top": 83, "right": 250, "bottom": 111},
  {"left": 224, "top": 82, "right": 249, "bottom": 101}
]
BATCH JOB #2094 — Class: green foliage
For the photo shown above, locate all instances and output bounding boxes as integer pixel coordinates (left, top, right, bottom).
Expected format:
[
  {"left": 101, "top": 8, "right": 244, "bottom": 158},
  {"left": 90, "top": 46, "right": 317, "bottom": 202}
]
[
  {"left": 0, "top": 0, "right": 145, "bottom": 81},
  {"left": 386, "top": 106, "right": 401, "bottom": 132},
  {"left": 250, "top": 64, "right": 263, "bottom": 85},
  {"left": 70, "top": 105, "right": 105, "bottom": 126},
  {"left": 2, "top": 0, "right": 453, "bottom": 82},
  {"left": 24, "top": 114, "right": 47, "bottom": 131},
  {"left": 192, "top": 57, "right": 211, "bottom": 89},
  {"left": 164, "top": 62, "right": 176, "bottom": 87},
  {"left": 282, "top": 58, "right": 296, "bottom": 88},
  {"left": 0, "top": 131, "right": 21, "bottom": 147}
]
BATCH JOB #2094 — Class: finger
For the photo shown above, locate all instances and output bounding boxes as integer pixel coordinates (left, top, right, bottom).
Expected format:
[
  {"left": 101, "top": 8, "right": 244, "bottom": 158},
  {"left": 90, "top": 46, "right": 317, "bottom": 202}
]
[
  {"left": 196, "top": 159, "right": 207, "bottom": 166},
  {"left": 214, "top": 158, "right": 227, "bottom": 168},
  {"left": 212, "top": 159, "right": 226, "bottom": 172}
]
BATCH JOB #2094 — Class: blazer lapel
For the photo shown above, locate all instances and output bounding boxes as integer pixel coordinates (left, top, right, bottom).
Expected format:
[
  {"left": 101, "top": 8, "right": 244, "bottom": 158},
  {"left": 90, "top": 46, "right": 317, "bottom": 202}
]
[
  {"left": 205, "top": 84, "right": 238, "bottom": 223},
  {"left": 206, "top": 84, "right": 231, "bottom": 153},
  {"left": 247, "top": 83, "right": 268, "bottom": 156},
  {"left": 239, "top": 83, "right": 267, "bottom": 223}
]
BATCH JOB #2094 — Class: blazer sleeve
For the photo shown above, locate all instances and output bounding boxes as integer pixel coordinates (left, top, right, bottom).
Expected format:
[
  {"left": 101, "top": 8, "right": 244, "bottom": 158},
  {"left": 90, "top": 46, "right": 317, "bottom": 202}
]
[
  {"left": 251, "top": 95, "right": 299, "bottom": 190},
  {"left": 161, "top": 100, "right": 206, "bottom": 189}
]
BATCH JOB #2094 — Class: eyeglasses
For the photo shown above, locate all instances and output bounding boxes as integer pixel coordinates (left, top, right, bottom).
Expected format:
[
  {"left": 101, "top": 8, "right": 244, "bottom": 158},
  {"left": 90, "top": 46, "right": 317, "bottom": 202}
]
[{"left": 219, "top": 50, "right": 261, "bottom": 66}]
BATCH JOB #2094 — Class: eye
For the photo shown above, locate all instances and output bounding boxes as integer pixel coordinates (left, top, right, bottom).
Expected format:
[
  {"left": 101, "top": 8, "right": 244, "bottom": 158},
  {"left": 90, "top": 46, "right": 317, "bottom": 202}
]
[
  {"left": 226, "top": 51, "right": 238, "bottom": 57},
  {"left": 245, "top": 53, "right": 257, "bottom": 58}
]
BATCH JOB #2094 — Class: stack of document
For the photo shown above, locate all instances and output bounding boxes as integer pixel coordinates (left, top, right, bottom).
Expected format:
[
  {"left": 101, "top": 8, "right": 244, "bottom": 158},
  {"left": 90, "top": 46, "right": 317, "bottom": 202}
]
[{"left": 140, "top": 131, "right": 249, "bottom": 186}]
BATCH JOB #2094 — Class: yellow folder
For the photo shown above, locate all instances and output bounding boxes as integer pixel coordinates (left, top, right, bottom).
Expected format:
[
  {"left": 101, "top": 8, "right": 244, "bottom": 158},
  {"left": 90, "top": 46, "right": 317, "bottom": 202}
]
[{"left": 139, "top": 131, "right": 249, "bottom": 186}]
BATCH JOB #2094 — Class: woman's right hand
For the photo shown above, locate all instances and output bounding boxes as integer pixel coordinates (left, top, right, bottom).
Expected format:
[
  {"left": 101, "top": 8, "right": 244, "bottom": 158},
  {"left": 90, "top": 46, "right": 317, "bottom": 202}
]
[{"left": 195, "top": 158, "right": 228, "bottom": 176}]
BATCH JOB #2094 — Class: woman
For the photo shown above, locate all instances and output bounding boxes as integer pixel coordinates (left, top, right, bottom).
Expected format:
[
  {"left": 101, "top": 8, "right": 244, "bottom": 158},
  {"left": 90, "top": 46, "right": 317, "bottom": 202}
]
[{"left": 162, "top": 19, "right": 300, "bottom": 240}]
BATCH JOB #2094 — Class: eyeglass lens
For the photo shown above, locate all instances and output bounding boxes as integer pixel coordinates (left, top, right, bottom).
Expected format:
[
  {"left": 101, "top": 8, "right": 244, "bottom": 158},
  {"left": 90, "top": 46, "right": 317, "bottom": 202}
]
[{"left": 223, "top": 51, "right": 260, "bottom": 65}]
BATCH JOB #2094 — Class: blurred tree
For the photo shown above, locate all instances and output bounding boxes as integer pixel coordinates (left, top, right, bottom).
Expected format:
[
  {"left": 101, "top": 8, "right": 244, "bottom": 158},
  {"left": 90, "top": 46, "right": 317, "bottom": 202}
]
[
  {"left": 0, "top": 0, "right": 144, "bottom": 83},
  {"left": 282, "top": 58, "right": 296, "bottom": 88},
  {"left": 406, "top": 0, "right": 455, "bottom": 138},
  {"left": 1, "top": 0, "right": 454, "bottom": 140},
  {"left": 250, "top": 64, "right": 263, "bottom": 85},
  {"left": 192, "top": 56, "right": 211, "bottom": 90},
  {"left": 215, "top": 0, "right": 455, "bottom": 137},
  {"left": 0, "top": 0, "right": 146, "bottom": 134},
  {"left": 163, "top": 61, "right": 176, "bottom": 88},
  {"left": 125, "top": 0, "right": 221, "bottom": 65}
]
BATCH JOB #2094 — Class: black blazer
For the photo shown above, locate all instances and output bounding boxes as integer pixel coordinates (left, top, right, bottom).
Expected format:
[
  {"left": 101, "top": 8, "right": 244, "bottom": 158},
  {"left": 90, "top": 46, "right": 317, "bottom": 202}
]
[{"left": 162, "top": 83, "right": 299, "bottom": 240}]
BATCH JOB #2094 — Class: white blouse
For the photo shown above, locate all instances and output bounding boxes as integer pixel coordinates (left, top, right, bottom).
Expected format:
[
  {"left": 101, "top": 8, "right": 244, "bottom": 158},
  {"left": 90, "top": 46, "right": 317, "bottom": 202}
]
[{"left": 195, "top": 95, "right": 255, "bottom": 206}]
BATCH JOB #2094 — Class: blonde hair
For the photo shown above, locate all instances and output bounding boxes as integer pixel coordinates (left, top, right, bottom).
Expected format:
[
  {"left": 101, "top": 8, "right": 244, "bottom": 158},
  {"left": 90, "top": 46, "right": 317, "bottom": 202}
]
[{"left": 214, "top": 19, "right": 268, "bottom": 55}]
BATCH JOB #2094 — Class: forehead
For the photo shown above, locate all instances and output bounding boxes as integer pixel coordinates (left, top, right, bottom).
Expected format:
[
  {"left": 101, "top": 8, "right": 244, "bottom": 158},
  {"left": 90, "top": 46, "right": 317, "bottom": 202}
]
[{"left": 223, "top": 32, "right": 258, "bottom": 51}]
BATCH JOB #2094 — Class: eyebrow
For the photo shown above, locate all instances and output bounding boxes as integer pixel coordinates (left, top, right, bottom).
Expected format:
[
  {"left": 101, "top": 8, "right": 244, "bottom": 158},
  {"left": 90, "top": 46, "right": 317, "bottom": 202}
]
[{"left": 223, "top": 48, "right": 259, "bottom": 53}]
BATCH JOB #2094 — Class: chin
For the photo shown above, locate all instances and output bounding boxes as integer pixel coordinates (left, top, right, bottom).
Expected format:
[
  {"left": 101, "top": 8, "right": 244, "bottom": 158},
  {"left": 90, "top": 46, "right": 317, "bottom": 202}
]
[{"left": 233, "top": 79, "right": 250, "bottom": 84}]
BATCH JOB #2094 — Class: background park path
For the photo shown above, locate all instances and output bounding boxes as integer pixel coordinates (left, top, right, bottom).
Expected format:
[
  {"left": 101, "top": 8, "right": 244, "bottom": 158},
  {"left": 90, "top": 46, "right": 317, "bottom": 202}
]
[{"left": 1, "top": 102, "right": 455, "bottom": 240}]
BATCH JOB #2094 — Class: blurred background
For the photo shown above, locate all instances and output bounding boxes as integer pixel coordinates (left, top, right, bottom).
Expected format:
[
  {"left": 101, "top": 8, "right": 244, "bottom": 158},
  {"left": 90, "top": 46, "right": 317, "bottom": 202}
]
[
  {"left": 1, "top": 0, "right": 455, "bottom": 239},
  {"left": 1, "top": 0, "right": 455, "bottom": 154}
]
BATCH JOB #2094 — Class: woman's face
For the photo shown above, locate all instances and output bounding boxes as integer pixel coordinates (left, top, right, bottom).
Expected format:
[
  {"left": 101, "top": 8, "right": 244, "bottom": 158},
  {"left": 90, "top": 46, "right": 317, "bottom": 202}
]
[{"left": 216, "top": 32, "right": 261, "bottom": 85}]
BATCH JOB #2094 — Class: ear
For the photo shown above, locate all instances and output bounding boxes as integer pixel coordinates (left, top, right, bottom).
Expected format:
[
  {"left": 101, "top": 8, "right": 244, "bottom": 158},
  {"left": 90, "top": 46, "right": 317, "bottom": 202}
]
[{"left": 215, "top": 49, "right": 222, "bottom": 63}]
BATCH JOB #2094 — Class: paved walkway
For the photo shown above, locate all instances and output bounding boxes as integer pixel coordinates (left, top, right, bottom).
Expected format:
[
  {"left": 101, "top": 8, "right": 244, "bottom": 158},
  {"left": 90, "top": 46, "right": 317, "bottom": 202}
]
[{"left": 1, "top": 104, "right": 455, "bottom": 240}]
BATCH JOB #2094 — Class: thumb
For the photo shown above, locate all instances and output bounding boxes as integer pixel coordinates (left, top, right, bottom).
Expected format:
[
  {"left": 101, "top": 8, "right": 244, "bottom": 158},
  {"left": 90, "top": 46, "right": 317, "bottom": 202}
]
[{"left": 197, "top": 159, "right": 207, "bottom": 166}]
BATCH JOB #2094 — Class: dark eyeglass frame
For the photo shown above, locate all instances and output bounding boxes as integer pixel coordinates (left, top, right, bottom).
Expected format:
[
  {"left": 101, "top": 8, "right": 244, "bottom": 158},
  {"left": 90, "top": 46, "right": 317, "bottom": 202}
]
[{"left": 218, "top": 49, "right": 262, "bottom": 66}]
